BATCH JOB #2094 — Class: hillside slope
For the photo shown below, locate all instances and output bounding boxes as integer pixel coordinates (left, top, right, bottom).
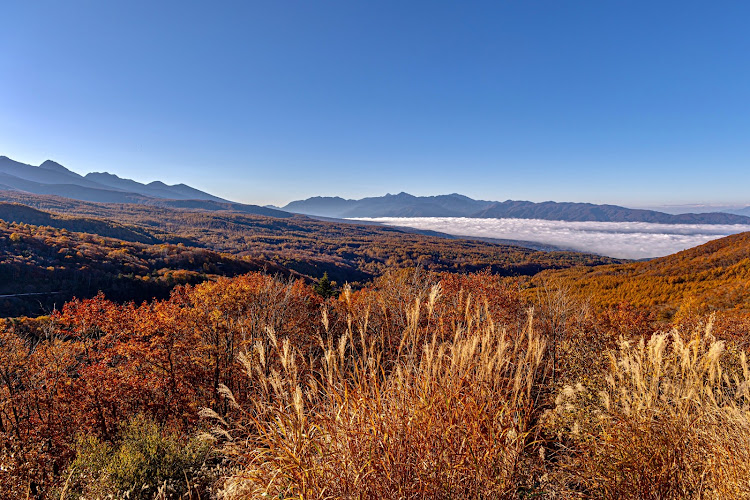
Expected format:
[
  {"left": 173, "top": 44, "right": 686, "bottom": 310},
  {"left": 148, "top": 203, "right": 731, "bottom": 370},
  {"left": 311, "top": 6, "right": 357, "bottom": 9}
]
[
  {"left": 533, "top": 231, "right": 750, "bottom": 317},
  {"left": 0, "top": 202, "right": 158, "bottom": 243},
  {"left": 0, "top": 217, "right": 292, "bottom": 317}
]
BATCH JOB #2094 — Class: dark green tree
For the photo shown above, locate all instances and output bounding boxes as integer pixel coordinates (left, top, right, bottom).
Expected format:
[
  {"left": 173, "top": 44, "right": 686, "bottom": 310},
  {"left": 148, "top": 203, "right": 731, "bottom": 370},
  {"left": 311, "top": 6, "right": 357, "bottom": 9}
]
[{"left": 313, "top": 272, "right": 336, "bottom": 299}]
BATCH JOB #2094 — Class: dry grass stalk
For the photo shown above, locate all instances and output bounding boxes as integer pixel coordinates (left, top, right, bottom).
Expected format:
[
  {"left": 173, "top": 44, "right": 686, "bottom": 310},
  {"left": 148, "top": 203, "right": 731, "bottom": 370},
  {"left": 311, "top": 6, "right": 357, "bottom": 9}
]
[
  {"left": 555, "top": 320, "right": 750, "bottom": 499},
  {"left": 213, "top": 284, "right": 549, "bottom": 499}
]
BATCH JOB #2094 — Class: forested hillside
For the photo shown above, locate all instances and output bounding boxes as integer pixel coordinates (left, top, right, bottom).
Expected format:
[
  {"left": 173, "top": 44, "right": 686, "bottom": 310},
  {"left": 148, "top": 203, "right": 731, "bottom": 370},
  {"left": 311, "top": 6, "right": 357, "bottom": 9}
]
[
  {"left": 531, "top": 231, "right": 750, "bottom": 319},
  {"left": 0, "top": 195, "right": 621, "bottom": 314},
  {"left": 0, "top": 217, "right": 289, "bottom": 316},
  {"left": 0, "top": 202, "right": 158, "bottom": 243}
]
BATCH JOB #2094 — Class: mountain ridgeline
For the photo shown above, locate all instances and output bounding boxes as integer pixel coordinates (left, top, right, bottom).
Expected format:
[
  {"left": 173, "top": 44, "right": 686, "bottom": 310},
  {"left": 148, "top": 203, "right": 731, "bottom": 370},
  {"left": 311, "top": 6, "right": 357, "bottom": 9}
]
[
  {"left": 283, "top": 192, "right": 750, "bottom": 224},
  {"left": 0, "top": 155, "right": 288, "bottom": 217},
  {"left": 3, "top": 155, "right": 748, "bottom": 224}
]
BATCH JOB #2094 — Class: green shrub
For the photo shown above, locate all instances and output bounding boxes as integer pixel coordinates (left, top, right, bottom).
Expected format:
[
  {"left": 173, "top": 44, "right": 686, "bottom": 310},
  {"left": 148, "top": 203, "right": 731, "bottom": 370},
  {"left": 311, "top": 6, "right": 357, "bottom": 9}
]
[{"left": 63, "top": 414, "right": 216, "bottom": 499}]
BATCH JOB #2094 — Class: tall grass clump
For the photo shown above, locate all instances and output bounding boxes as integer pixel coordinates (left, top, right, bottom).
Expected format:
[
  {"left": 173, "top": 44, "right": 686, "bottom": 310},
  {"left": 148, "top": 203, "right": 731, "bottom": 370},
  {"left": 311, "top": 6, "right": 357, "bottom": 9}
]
[
  {"left": 555, "top": 318, "right": 750, "bottom": 499},
  {"left": 212, "top": 283, "right": 550, "bottom": 499}
]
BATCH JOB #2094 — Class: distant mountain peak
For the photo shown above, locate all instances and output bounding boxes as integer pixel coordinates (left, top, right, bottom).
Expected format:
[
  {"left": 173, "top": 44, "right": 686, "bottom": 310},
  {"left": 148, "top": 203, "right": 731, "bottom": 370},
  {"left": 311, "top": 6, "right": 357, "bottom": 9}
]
[
  {"left": 39, "top": 160, "right": 71, "bottom": 173},
  {"left": 87, "top": 171, "right": 123, "bottom": 179},
  {"left": 318, "top": 195, "right": 348, "bottom": 201}
]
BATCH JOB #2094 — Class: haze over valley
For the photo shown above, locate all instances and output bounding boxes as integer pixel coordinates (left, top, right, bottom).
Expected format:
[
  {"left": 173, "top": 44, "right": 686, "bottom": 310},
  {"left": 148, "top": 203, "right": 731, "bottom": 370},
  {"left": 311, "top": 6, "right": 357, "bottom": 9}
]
[{"left": 351, "top": 217, "right": 750, "bottom": 259}]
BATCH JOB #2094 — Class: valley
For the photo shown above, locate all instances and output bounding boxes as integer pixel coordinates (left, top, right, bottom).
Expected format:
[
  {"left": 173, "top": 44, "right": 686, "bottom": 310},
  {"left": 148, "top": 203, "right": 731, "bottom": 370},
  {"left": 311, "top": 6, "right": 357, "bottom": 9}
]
[{"left": 0, "top": 191, "right": 623, "bottom": 317}]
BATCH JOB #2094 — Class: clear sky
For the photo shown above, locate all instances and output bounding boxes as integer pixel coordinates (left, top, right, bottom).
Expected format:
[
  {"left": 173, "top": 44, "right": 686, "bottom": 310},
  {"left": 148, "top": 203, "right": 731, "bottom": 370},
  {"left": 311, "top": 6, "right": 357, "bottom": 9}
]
[{"left": 1, "top": 1, "right": 749, "bottom": 207}]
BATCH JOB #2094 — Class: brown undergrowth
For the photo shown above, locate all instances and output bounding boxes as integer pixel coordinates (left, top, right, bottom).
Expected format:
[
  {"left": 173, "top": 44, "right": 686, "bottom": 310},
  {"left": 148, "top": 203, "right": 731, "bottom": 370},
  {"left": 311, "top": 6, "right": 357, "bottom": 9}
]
[
  {"left": 550, "top": 317, "right": 750, "bottom": 499},
  {"left": 210, "top": 277, "right": 551, "bottom": 499},
  {"left": 4, "top": 269, "right": 750, "bottom": 498}
]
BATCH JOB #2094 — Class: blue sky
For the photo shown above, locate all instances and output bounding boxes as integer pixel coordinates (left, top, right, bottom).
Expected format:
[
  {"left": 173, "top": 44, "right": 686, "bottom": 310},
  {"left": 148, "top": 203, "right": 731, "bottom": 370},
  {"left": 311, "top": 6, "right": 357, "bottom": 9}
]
[{"left": 1, "top": 1, "right": 749, "bottom": 207}]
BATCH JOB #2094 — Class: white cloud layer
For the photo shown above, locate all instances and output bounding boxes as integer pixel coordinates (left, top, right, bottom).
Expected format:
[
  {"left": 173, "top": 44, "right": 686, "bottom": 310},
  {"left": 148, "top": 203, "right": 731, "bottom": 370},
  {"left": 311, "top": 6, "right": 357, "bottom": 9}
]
[{"left": 351, "top": 217, "right": 750, "bottom": 259}]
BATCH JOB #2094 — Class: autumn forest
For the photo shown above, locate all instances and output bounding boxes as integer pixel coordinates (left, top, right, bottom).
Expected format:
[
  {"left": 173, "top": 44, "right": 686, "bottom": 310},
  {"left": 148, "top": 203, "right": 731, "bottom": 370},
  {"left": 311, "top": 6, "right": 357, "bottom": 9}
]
[{"left": 2, "top": 193, "right": 750, "bottom": 499}]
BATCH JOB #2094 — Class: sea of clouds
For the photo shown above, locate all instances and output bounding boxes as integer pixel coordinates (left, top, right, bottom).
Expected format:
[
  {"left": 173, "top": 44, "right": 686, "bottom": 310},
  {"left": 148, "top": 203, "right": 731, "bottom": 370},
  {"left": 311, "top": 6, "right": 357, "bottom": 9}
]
[{"left": 351, "top": 217, "right": 750, "bottom": 259}]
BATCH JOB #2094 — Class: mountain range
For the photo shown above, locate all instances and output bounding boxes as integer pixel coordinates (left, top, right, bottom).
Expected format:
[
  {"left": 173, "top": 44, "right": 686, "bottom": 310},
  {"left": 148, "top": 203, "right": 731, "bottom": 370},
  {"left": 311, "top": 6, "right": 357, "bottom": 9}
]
[
  {"left": 282, "top": 192, "right": 750, "bottom": 224},
  {"left": 3, "top": 155, "right": 749, "bottom": 225},
  {"left": 0, "top": 156, "right": 288, "bottom": 217},
  {"left": 644, "top": 203, "right": 750, "bottom": 217}
]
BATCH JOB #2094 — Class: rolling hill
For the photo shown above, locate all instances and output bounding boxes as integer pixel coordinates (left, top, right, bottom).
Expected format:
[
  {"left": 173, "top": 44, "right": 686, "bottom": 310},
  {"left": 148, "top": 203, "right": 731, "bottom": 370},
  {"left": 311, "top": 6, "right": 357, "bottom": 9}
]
[{"left": 0, "top": 202, "right": 158, "bottom": 244}]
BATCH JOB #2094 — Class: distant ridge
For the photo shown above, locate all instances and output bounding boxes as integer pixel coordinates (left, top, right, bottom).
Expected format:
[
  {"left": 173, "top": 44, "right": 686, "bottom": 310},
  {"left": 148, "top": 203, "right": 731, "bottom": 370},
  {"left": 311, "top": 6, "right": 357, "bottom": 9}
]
[
  {"left": 284, "top": 193, "right": 493, "bottom": 218},
  {"left": 84, "top": 171, "right": 226, "bottom": 202},
  {"left": 0, "top": 155, "right": 290, "bottom": 218},
  {"left": 473, "top": 200, "right": 750, "bottom": 224},
  {"left": 283, "top": 192, "right": 750, "bottom": 225}
]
